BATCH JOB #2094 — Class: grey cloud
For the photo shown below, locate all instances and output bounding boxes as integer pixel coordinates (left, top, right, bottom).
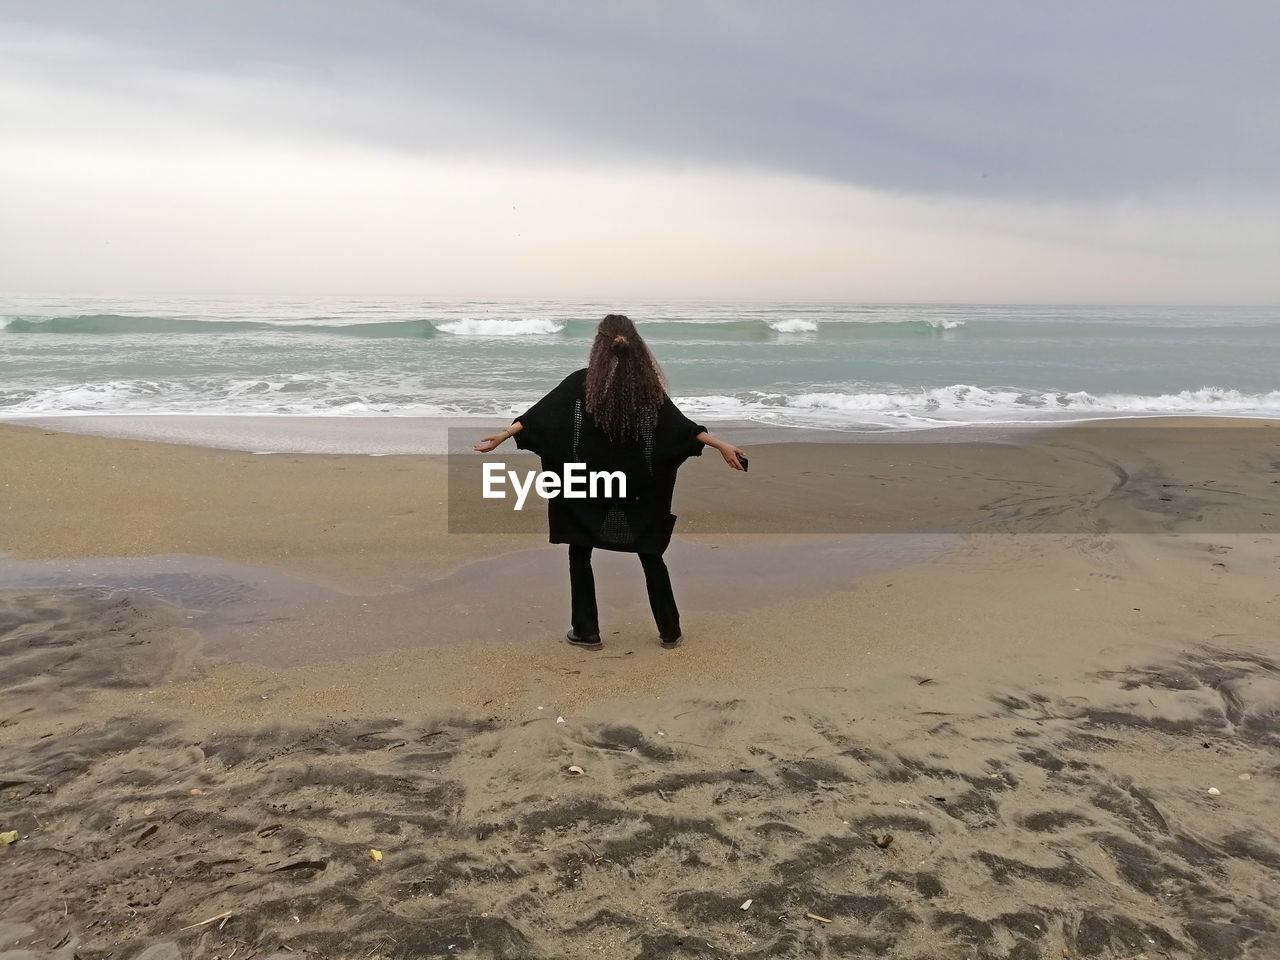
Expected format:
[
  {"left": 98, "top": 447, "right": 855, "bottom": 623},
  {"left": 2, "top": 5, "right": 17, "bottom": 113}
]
[{"left": 4, "top": 0, "right": 1279, "bottom": 200}]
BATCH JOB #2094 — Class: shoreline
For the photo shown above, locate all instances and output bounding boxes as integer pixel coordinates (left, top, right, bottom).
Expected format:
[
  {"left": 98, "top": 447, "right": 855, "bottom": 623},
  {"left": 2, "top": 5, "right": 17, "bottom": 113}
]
[{"left": 7, "top": 411, "right": 1279, "bottom": 455}]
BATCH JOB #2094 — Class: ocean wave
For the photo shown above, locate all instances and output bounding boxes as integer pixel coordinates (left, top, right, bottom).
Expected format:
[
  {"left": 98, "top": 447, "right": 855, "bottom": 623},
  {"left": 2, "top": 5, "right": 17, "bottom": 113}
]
[
  {"left": 0, "top": 314, "right": 441, "bottom": 338},
  {"left": 4, "top": 378, "right": 1278, "bottom": 428},
  {"left": 646, "top": 318, "right": 964, "bottom": 339},
  {"left": 1, "top": 312, "right": 965, "bottom": 341},
  {"left": 2, "top": 315, "right": 268, "bottom": 335},
  {"left": 435, "top": 318, "right": 566, "bottom": 336},
  {"left": 319, "top": 319, "right": 438, "bottom": 338},
  {"left": 0, "top": 376, "right": 501, "bottom": 417},
  {"left": 765, "top": 318, "right": 820, "bottom": 334},
  {"left": 676, "top": 386, "right": 1280, "bottom": 427},
  {"left": 553, "top": 318, "right": 966, "bottom": 341}
]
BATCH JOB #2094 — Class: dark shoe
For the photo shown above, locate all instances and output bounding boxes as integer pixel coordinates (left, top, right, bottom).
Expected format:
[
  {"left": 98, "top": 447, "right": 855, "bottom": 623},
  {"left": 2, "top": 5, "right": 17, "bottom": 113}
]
[
  {"left": 566, "top": 630, "right": 602, "bottom": 650},
  {"left": 659, "top": 634, "right": 682, "bottom": 649}
]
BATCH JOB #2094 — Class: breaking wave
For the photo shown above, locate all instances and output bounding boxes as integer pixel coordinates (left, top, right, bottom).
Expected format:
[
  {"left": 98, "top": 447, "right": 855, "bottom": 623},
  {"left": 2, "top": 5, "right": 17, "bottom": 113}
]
[
  {"left": 1, "top": 313, "right": 962, "bottom": 341},
  {"left": 4, "top": 379, "right": 1276, "bottom": 429},
  {"left": 677, "top": 385, "right": 1280, "bottom": 428},
  {"left": 435, "top": 318, "right": 566, "bottom": 336}
]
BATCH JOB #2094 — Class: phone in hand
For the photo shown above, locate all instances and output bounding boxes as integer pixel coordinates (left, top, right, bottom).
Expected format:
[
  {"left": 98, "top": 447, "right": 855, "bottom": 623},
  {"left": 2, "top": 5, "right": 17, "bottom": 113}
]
[{"left": 736, "top": 453, "right": 749, "bottom": 472}]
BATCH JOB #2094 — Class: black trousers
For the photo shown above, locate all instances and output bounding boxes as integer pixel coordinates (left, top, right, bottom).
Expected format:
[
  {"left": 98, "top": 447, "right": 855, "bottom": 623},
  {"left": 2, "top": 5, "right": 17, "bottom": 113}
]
[{"left": 568, "top": 544, "right": 681, "bottom": 641}]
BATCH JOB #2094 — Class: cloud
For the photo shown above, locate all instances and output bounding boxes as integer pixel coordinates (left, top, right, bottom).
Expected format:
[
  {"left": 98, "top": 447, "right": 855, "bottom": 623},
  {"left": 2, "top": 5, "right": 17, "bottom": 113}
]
[
  {"left": 2, "top": 1, "right": 1277, "bottom": 299},
  {"left": 4, "top": 0, "right": 1279, "bottom": 200},
  {"left": 3, "top": 132, "right": 1274, "bottom": 301}
]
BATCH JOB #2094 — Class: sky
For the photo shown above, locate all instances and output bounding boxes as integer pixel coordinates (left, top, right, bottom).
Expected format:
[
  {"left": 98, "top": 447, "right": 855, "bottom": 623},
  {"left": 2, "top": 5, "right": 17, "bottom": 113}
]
[{"left": 2, "top": 1, "right": 1278, "bottom": 302}]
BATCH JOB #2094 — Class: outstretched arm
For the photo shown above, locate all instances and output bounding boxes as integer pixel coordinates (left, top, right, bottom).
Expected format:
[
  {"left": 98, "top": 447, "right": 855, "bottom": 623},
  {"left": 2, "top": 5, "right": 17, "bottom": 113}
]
[
  {"left": 697, "top": 431, "right": 747, "bottom": 471},
  {"left": 474, "top": 420, "right": 524, "bottom": 453}
]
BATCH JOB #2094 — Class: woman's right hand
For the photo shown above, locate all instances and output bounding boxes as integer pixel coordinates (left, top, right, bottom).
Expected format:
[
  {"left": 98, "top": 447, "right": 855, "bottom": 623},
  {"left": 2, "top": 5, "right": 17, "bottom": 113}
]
[{"left": 717, "top": 443, "right": 747, "bottom": 471}]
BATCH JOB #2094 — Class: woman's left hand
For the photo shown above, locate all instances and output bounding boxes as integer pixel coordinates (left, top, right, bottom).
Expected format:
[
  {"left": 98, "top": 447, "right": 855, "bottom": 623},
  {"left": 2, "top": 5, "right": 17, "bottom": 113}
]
[{"left": 474, "top": 433, "right": 508, "bottom": 452}]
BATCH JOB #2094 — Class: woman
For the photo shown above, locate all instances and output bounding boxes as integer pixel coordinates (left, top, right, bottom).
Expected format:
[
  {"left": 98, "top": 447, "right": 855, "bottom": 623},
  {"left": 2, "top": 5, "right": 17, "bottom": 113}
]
[{"left": 475, "top": 314, "right": 745, "bottom": 650}]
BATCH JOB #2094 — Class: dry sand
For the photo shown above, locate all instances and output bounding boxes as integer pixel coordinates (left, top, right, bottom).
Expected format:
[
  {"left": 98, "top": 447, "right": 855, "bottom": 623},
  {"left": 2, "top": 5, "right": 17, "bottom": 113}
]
[{"left": 1, "top": 419, "right": 1279, "bottom": 959}]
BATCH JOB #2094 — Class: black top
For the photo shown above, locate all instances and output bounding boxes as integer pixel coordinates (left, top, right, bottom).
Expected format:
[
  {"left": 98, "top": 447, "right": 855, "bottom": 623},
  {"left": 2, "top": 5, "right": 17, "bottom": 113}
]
[{"left": 513, "top": 368, "right": 707, "bottom": 554}]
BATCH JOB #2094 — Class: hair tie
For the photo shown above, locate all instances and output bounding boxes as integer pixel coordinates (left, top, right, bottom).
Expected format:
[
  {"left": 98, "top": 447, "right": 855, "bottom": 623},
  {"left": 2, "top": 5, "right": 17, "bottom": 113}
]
[{"left": 613, "top": 335, "right": 628, "bottom": 344}]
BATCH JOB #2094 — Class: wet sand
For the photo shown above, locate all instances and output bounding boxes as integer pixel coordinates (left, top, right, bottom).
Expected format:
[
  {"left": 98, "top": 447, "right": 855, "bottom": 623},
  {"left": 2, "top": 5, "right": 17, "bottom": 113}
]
[{"left": 1, "top": 419, "right": 1279, "bottom": 959}]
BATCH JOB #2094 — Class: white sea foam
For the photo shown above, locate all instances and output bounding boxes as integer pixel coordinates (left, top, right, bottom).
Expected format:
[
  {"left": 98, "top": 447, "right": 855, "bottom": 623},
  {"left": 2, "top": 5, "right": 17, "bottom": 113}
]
[
  {"left": 675, "top": 386, "right": 1280, "bottom": 429},
  {"left": 5, "top": 379, "right": 1277, "bottom": 430},
  {"left": 435, "top": 318, "right": 565, "bottom": 336},
  {"left": 765, "top": 318, "right": 820, "bottom": 334}
]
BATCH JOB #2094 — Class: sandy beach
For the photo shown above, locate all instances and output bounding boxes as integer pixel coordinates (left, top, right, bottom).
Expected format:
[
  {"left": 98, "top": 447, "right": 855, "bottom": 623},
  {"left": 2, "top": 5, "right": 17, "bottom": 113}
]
[{"left": 2, "top": 418, "right": 1279, "bottom": 959}]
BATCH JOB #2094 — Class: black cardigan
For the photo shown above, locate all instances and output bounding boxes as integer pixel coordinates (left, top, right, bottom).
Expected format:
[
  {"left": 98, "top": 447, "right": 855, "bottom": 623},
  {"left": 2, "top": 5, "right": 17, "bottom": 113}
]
[{"left": 513, "top": 368, "right": 706, "bottom": 554}]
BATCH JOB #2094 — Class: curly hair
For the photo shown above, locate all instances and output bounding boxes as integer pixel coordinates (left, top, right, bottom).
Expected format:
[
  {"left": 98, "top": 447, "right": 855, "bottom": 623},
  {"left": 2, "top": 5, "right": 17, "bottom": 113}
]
[{"left": 583, "top": 314, "right": 667, "bottom": 441}]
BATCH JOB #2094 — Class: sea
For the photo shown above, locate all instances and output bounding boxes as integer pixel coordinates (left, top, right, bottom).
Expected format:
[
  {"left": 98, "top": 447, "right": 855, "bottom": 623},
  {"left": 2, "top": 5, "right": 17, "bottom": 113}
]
[{"left": 2, "top": 296, "right": 1277, "bottom": 433}]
